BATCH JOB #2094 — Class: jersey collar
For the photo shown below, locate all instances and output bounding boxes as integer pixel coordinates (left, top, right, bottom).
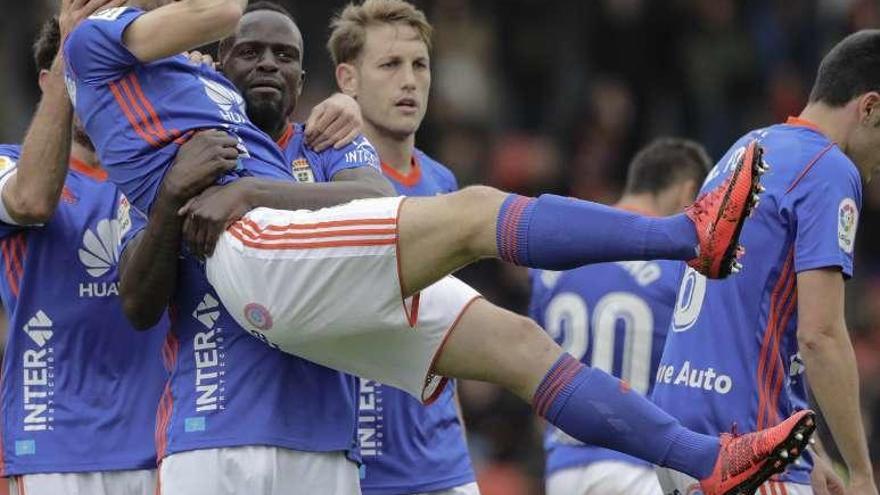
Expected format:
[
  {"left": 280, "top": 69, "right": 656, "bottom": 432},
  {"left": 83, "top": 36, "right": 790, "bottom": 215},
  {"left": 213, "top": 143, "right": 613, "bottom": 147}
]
[
  {"left": 785, "top": 116, "right": 823, "bottom": 133},
  {"left": 70, "top": 157, "right": 108, "bottom": 182},
  {"left": 381, "top": 154, "right": 422, "bottom": 188},
  {"left": 276, "top": 122, "right": 295, "bottom": 149}
]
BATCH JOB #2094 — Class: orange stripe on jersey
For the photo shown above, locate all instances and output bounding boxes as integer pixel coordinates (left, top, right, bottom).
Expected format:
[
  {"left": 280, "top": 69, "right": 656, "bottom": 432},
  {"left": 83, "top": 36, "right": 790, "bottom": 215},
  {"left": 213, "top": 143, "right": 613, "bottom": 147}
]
[
  {"left": 109, "top": 81, "right": 161, "bottom": 148},
  {"left": 785, "top": 144, "right": 834, "bottom": 194},
  {"left": 238, "top": 215, "right": 396, "bottom": 233},
  {"left": 759, "top": 259, "right": 795, "bottom": 429},
  {"left": 126, "top": 74, "right": 181, "bottom": 143},
  {"left": 228, "top": 225, "right": 396, "bottom": 250},
  {"left": 118, "top": 78, "right": 168, "bottom": 144},
  {"left": 1, "top": 240, "right": 16, "bottom": 298},
  {"left": 757, "top": 250, "right": 794, "bottom": 429},
  {"left": 767, "top": 284, "right": 798, "bottom": 426}
]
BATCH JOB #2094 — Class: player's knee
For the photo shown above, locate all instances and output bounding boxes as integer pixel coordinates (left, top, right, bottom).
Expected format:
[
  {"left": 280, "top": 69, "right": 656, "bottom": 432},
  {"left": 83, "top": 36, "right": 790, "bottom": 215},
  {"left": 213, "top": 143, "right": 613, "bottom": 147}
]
[{"left": 454, "top": 185, "right": 505, "bottom": 209}]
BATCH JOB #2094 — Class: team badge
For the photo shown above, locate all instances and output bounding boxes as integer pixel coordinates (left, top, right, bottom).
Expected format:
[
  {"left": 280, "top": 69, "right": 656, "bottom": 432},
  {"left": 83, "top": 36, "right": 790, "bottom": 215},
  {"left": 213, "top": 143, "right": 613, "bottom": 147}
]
[
  {"left": 244, "top": 303, "right": 273, "bottom": 331},
  {"left": 117, "top": 195, "right": 132, "bottom": 238},
  {"left": 837, "top": 198, "right": 858, "bottom": 254},
  {"left": 292, "top": 158, "right": 315, "bottom": 183}
]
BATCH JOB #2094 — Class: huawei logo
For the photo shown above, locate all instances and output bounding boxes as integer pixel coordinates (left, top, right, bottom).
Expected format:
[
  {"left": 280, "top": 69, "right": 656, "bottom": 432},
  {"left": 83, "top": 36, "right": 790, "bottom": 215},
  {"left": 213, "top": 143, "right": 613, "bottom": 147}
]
[
  {"left": 200, "top": 77, "right": 247, "bottom": 124},
  {"left": 78, "top": 219, "right": 122, "bottom": 278}
]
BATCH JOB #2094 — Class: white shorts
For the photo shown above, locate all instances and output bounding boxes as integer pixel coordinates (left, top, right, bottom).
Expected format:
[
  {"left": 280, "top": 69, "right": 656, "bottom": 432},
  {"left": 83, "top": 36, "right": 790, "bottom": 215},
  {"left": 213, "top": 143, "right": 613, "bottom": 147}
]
[
  {"left": 655, "top": 467, "right": 812, "bottom": 495},
  {"left": 9, "top": 469, "right": 156, "bottom": 495},
  {"left": 207, "top": 197, "right": 481, "bottom": 402},
  {"left": 546, "top": 461, "right": 662, "bottom": 495},
  {"left": 415, "top": 482, "right": 481, "bottom": 495},
  {"left": 159, "top": 446, "right": 358, "bottom": 495}
]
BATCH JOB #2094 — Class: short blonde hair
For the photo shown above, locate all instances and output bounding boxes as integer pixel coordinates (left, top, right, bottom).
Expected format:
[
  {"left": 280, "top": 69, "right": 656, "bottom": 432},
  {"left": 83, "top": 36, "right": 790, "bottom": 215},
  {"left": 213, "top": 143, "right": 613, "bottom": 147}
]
[{"left": 328, "top": 0, "right": 433, "bottom": 65}]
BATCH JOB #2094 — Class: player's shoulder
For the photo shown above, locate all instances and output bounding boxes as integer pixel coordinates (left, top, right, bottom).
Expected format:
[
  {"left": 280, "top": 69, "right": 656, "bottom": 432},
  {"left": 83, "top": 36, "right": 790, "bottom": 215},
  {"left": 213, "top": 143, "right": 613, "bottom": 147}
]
[
  {"left": 69, "top": 6, "right": 144, "bottom": 40},
  {"left": 414, "top": 148, "right": 457, "bottom": 186}
]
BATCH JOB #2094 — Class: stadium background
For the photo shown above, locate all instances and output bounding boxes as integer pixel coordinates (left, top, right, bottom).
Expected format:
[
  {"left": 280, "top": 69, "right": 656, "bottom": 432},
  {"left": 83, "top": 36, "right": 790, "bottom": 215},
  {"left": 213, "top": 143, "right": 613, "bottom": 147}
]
[{"left": 1, "top": 0, "right": 879, "bottom": 493}]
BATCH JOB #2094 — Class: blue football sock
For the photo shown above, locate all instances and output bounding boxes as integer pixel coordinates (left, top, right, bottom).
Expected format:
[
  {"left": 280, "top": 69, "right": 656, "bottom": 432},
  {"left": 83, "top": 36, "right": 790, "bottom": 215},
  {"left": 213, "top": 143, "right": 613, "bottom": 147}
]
[
  {"left": 534, "top": 354, "right": 720, "bottom": 479},
  {"left": 497, "top": 194, "right": 698, "bottom": 269}
]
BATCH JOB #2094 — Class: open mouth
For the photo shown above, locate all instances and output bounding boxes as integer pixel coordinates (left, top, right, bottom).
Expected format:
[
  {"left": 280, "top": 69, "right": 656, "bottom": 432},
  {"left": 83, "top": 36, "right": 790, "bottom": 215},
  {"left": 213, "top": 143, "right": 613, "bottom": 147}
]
[{"left": 395, "top": 97, "right": 418, "bottom": 110}]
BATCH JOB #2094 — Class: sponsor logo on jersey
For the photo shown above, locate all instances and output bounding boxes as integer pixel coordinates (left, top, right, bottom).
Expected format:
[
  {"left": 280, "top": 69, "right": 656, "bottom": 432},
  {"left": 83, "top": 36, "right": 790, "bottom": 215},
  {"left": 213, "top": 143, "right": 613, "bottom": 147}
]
[
  {"left": 346, "top": 137, "right": 380, "bottom": 170},
  {"left": 192, "top": 293, "right": 226, "bottom": 414},
  {"left": 22, "top": 311, "right": 55, "bottom": 432},
  {"left": 89, "top": 6, "right": 128, "bottom": 21},
  {"left": 358, "top": 380, "right": 385, "bottom": 457},
  {"left": 655, "top": 360, "right": 733, "bottom": 395},
  {"left": 292, "top": 158, "right": 315, "bottom": 183},
  {"left": 200, "top": 77, "right": 248, "bottom": 125},
  {"left": 77, "top": 198, "right": 132, "bottom": 297},
  {"left": 838, "top": 198, "right": 858, "bottom": 254},
  {"left": 672, "top": 268, "right": 707, "bottom": 332}
]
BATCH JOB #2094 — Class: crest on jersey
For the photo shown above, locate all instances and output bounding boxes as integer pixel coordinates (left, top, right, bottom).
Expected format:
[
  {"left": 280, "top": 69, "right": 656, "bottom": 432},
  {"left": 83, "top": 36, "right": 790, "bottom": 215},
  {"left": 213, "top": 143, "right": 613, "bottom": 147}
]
[
  {"left": 244, "top": 303, "right": 273, "bottom": 331},
  {"left": 837, "top": 198, "right": 858, "bottom": 254},
  {"left": 200, "top": 77, "right": 248, "bottom": 124},
  {"left": 291, "top": 158, "right": 315, "bottom": 183}
]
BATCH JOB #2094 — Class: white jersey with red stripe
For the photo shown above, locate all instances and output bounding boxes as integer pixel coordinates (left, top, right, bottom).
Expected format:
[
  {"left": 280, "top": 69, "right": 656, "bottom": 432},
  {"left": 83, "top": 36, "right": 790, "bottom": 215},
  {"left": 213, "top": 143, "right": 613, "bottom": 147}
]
[{"left": 651, "top": 119, "right": 862, "bottom": 485}]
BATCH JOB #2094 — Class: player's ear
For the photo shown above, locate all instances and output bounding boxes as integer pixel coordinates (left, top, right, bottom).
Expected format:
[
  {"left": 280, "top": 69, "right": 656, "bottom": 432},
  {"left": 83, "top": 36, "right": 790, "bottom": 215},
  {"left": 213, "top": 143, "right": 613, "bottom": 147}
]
[
  {"left": 37, "top": 69, "right": 51, "bottom": 94},
  {"left": 859, "top": 92, "right": 880, "bottom": 127},
  {"left": 336, "top": 63, "right": 358, "bottom": 99},
  {"left": 296, "top": 70, "right": 306, "bottom": 99}
]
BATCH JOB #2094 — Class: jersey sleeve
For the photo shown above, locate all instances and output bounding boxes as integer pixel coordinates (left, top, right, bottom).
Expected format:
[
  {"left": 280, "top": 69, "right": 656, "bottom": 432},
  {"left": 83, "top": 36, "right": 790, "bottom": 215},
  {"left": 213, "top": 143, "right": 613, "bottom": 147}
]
[
  {"left": 437, "top": 164, "right": 459, "bottom": 193},
  {"left": 320, "top": 135, "right": 381, "bottom": 180},
  {"left": 64, "top": 7, "right": 145, "bottom": 85},
  {"left": 786, "top": 152, "right": 862, "bottom": 278},
  {"left": 0, "top": 145, "right": 27, "bottom": 238}
]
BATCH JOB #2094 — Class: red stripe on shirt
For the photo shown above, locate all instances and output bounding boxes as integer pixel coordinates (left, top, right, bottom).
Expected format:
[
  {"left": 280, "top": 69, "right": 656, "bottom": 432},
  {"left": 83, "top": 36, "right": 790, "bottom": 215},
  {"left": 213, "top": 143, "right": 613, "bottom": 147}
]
[{"left": 109, "top": 81, "right": 161, "bottom": 148}]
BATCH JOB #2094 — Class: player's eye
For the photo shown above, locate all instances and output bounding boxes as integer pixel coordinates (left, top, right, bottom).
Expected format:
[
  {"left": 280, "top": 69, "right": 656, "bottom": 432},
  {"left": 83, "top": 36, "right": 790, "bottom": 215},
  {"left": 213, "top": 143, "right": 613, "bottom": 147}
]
[
  {"left": 380, "top": 60, "right": 399, "bottom": 69},
  {"left": 276, "top": 51, "right": 294, "bottom": 62},
  {"left": 239, "top": 48, "right": 258, "bottom": 59}
]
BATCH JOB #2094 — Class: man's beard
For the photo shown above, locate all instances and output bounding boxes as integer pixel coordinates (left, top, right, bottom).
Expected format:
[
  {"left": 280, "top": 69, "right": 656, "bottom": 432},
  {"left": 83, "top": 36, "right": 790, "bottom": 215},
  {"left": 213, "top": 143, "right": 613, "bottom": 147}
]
[{"left": 246, "top": 100, "right": 286, "bottom": 137}]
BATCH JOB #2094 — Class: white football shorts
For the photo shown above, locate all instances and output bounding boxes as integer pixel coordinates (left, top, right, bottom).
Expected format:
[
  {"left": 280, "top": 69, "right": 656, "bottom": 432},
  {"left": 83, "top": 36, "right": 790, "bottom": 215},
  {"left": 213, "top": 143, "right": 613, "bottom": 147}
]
[
  {"left": 206, "top": 197, "right": 481, "bottom": 402},
  {"left": 9, "top": 469, "right": 156, "bottom": 495},
  {"left": 159, "top": 446, "right": 358, "bottom": 495},
  {"left": 546, "top": 461, "right": 662, "bottom": 495},
  {"left": 656, "top": 467, "right": 812, "bottom": 495}
]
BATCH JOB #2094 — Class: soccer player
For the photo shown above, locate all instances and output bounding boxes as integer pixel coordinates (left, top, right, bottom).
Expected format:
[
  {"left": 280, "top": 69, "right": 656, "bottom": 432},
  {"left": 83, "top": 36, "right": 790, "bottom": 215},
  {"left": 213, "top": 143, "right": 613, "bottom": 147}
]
[
  {"left": 118, "top": 3, "right": 391, "bottom": 494},
  {"left": 329, "top": 4, "right": 478, "bottom": 493},
  {"left": 651, "top": 31, "right": 880, "bottom": 495},
  {"left": 530, "top": 138, "right": 711, "bottom": 495},
  {"left": 0, "top": 1, "right": 168, "bottom": 493},
  {"left": 65, "top": 1, "right": 815, "bottom": 493}
]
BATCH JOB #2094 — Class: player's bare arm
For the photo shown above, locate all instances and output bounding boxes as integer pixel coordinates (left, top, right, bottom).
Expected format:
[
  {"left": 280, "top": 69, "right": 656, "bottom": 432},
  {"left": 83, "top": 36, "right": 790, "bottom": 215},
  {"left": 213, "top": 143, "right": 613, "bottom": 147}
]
[
  {"left": 179, "top": 166, "right": 396, "bottom": 258},
  {"left": 2, "top": 0, "right": 121, "bottom": 224},
  {"left": 121, "top": 0, "right": 247, "bottom": 63},
  {"left": 797, "top": 269, "right": 877, "bottom": 494},
  {"left": 119, "top": 130, "right": 239, "bottom": 329}
]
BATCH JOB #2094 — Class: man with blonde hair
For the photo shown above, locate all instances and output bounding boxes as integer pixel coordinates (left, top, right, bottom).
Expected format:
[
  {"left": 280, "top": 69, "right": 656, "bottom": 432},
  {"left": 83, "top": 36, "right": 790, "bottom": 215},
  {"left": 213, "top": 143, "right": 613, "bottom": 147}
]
[
  {"left": 65, "top": 1, "right": 815, "bottom": 493},
  {"left": 329, "top": 2, "right": 478, "bottom": 495}
]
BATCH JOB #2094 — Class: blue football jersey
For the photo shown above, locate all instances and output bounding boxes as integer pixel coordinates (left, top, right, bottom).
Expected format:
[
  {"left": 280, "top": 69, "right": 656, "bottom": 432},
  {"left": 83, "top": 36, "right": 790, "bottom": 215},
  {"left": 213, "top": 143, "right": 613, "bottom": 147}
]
[
  {"left": 359, "top": 150, "right": 475, "bottom": 495},
  {"left": 143, "top": 126, "right": 379, "bottom": 462},
  {"left": 64, "top": 6, "right": 292, "bottom": 215},
  {"left": 651, "top": 119, "right": 862, "bottom": 484},
  {"left": 0, "top": 145, "right": 168, "bottom": 475},
  {"left": 529, "top": 255, "right": 681, "bottom": 476}
]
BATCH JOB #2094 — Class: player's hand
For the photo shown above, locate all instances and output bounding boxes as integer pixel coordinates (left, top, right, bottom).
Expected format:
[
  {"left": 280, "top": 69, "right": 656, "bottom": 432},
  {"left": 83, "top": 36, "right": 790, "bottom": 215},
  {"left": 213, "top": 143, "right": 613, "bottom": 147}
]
[
  {"left": 159, "top": 130, "right": 239, "bottom": 208},
  {"left": 304, "top": 93, "right": 363, "bottom": 152},
  {"left": 811, "top": 455, "right": 846, "bottom": 495},
  {"left": 178, "top": 180, "right": 254, "bottom": 258},
  {"left": 184, "top": 50, "right": 216, "bottom": 69},
  {"left": 59, "top": 0, "right": 126, "bottom": 41}
]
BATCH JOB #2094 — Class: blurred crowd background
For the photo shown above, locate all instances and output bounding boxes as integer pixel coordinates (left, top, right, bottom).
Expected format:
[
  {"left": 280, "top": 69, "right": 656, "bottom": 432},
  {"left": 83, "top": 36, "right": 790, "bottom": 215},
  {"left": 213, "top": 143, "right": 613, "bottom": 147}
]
[{"left": 1, "top": 0, "right": 879, "bottom": 493}]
